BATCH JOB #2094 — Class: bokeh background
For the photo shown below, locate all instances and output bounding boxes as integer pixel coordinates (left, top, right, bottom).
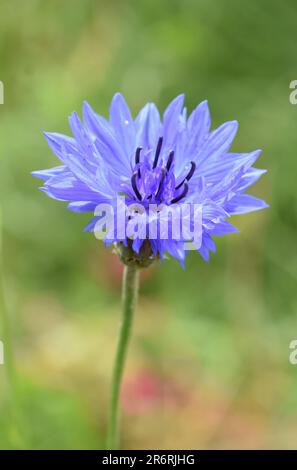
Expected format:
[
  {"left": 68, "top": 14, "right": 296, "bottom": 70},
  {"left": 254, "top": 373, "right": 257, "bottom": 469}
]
[{"left": 0, "top": 0, "right": 296, "bottom": 450}]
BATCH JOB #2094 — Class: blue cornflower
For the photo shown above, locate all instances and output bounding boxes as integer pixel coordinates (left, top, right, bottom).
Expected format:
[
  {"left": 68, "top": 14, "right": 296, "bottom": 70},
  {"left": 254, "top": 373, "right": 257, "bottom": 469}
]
[{"left": 32, "top": 93, "right": 268, "bottom": 267}]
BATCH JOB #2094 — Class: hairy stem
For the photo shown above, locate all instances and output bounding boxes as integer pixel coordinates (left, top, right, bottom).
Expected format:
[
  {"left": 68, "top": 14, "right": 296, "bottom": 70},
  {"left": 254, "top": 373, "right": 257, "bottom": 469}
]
[{"left": 107, "top": 264, "right": 139, "bottom": 449}]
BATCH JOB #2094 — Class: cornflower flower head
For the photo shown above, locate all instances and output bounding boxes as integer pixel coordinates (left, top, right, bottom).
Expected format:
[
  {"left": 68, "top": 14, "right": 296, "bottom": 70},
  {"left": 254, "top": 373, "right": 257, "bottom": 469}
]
[{"left": 33, "top": 93, "right": 268, "bottom": 267}]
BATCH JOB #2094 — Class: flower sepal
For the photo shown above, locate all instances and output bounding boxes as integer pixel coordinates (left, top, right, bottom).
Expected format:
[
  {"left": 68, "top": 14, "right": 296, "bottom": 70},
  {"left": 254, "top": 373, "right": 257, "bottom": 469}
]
[{"left": 115, "top": 240, "right": 157, "bottom": 268}]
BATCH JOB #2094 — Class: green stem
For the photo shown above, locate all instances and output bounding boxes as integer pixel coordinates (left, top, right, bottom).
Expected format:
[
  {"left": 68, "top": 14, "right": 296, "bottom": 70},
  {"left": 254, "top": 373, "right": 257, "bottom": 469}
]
[{"left": 107, "top": 264, "right": 139, "bottom": 450}]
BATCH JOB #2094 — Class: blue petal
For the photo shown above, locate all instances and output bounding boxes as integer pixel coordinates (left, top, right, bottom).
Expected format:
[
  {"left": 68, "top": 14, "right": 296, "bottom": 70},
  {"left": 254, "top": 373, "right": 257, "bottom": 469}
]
[
  {"left": 236, "top": 168, "right": 267, "bottom": 192},
  {"left": 83, "top": 101, "right": 130, "bottom": 176},
  {"left": 44, "top": 132, "right": 77, "bottom": 161},
  {"left": 68, "top": 112, "right": 97, "bottom": 160},
  {"left": 209, "top": 220, "right": 239, "bottom": 236},
  {"left": 44, "top": 173, "right": 105, "bottom": 202},
  {"left": 135, "top": 102, "right": 161, "bottom": 149},
  {"left": 83, "top": 216, "right": 101, "bottom": 232},
  {"left": 187, "top": 100, "right": 211, "bottom": 151},
  {"left": 31, "top": 165, "right": 67, "bottom": 181},
  {"left": 49, "top": 137, "right": 111, "bottom": 197},
  {"left": 198, "top": 234, "right": 216, "bottom": 261},
  {"left": 160, "top": 239, "right": 186, "bottom": 268},
  {"left": 163, "top": 94, "right": 184, "bottom": 145},
  {"left": 208, "top": 166, "right": 245, "bottom": 202},
  {"left": 196, "top": 121, "right": 238, "bottom": 168},
  {"left": 226, "top": 194, "right": 269, "bottom": 214},
  {"left": 82, "top": 101, "right": 110, "bottom": 135},
  {"left": 197, "top": 149, "right": 261, "bottom": 183},
  {"left": 67, "top": 201, "right": 97, "bottom": 212},
  {"left": 109, "top": 93, "right": 136, "bottom": 161},
  {"left": 202, "top": 202, "right": 229, "bottom": 221}
]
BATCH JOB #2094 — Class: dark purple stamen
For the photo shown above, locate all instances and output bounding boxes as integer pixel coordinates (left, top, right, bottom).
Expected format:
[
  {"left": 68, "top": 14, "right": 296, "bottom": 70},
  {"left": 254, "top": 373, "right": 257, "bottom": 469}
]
[
  {"left": 135, "top": 147, "right": 142, "bottom": 177},
  {"left": 131, "top": 172, "right": 142, "bottom": 200},
  {"left": 175, "top": 161, "right": 196, "bottom": 190},
  {"left": 166, "top": 150, "right": 174, "bottom": 171},
  {"left": 131, "top": 140, "right": 193, "bottom": 204},
  {"left": 135, "top": 147, "right": 142, "bottom": 165},
  {"left": 153, "top": 137, "right": 163, "bottom": 169},
  {"left": 155, "top": 168, "right": 166, "bottom": 199},
  {"left": 171, "top": 182, "right": 189, "bottom": 204}
]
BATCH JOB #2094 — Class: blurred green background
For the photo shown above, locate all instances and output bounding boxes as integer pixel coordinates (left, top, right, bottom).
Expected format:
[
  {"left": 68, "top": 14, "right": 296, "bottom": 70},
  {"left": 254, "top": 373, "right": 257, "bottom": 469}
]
[{"left": 0, "top": 0, "right": 296, "bottom": 450}]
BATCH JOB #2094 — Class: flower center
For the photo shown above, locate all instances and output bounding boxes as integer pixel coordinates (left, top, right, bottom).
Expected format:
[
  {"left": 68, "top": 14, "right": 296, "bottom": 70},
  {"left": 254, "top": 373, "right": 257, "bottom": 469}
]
[{"left": 130, "top": 137, "right": 196, "bottom": 205}]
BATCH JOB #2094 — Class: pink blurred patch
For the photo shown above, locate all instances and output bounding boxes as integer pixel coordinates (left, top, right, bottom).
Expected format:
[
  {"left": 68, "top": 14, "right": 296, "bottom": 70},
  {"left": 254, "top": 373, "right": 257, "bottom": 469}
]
[{"left": 122, "top": 369, "right": 189, "bottom": 414}]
